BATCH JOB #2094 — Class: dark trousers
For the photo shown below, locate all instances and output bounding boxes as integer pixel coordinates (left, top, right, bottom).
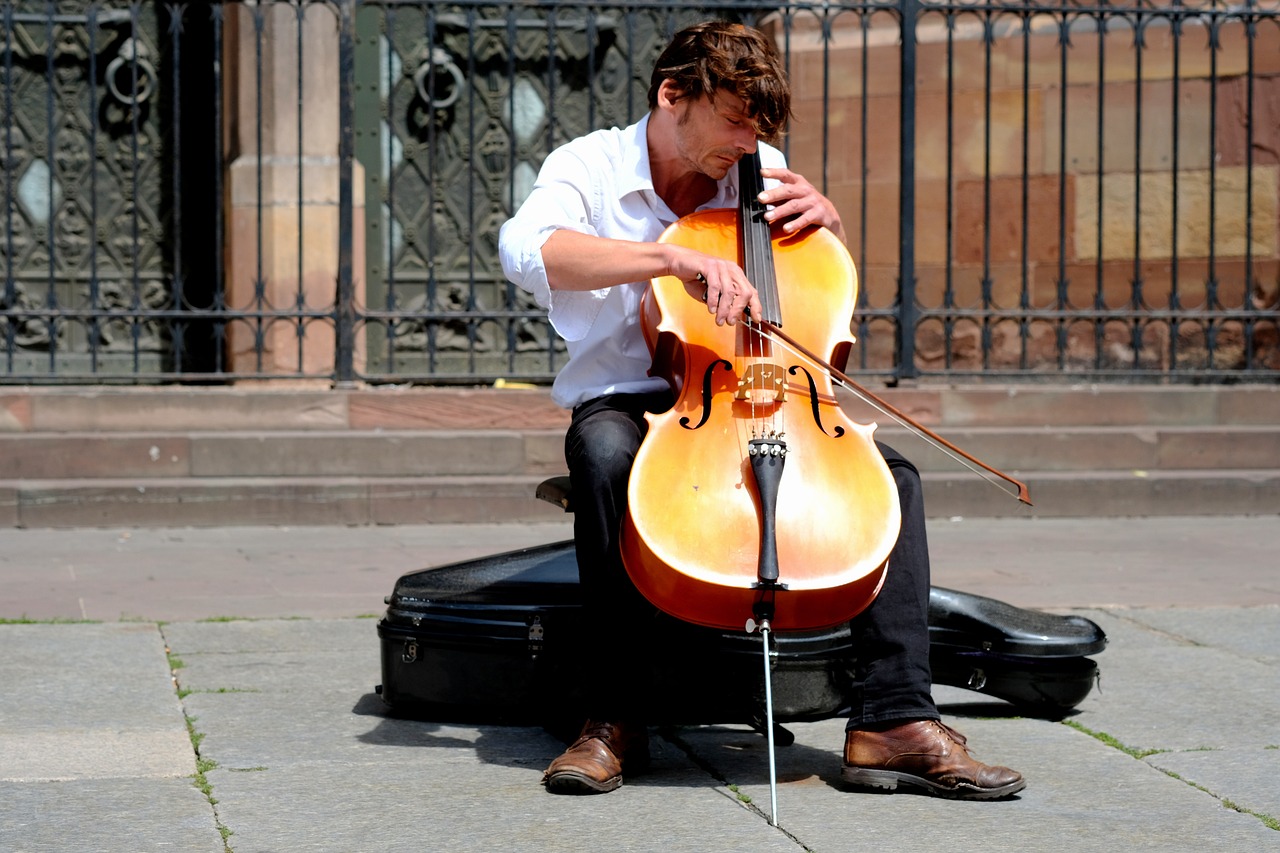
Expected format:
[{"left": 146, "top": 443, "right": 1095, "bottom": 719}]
[{"left": 565, "top": 391, "right": 940, "bottom": 729}]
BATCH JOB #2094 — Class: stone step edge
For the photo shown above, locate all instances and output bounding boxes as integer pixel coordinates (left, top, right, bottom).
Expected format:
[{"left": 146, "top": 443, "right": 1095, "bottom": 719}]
[
  {"left": 5, "top": 383, "right": 1280, "bottom": 432},
  {"left": 2, "top": 469, "right": 1275, "bottom": 528},
  {"left": 4, "top": 468, "right": 1276, "bottom": 486},
  {"left": 5, "top": 424, "right": 1280, "bottom": 440}
]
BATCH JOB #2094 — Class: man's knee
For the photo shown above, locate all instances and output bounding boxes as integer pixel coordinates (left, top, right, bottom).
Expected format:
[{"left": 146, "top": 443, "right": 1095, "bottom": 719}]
[{"left": 569, "top": 416, "right": 643, "bottom": 487}]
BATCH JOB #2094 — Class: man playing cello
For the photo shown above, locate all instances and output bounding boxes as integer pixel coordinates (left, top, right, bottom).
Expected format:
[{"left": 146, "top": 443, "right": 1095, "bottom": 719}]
[{"left": 499, "top": 20, "right": 1025, "bottom": 800}]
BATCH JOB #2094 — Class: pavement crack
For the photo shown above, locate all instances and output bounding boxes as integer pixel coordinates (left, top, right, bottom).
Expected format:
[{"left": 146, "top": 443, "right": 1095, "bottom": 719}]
[
  {"left": 1101, "top": 609, "right": 1209, "bottom": 648},
  {"left": 657, "top": 726, "right": 814, "bottom": 851},
  {"left": 160, "top": 624, "right": 236, "bottom": 852}
]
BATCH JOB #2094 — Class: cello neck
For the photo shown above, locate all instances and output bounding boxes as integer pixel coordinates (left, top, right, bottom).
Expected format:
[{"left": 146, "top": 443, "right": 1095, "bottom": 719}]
[{"left": 738, "top": 152, "right": 782, "bottom": 326}]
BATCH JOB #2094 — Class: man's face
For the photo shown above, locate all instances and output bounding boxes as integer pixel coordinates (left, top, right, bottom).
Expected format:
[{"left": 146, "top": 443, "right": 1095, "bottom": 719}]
[{"left": 672, "top": 90, "right": 759, "bottom": 180}]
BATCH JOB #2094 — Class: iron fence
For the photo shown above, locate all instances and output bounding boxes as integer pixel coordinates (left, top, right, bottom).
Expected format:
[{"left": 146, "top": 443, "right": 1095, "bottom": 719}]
[{"left": 2, "top": 0, "right": 1278, "bottom": 385}]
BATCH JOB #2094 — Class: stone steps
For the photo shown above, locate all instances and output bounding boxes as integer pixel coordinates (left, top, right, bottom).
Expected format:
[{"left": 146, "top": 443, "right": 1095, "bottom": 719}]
[
  {"left": 0, "top": 474, "right": 561, "bottom": 529},
  {"left": 2, "top": 384, "right": 1277, "bottom": 527},
  {"left": 2, "top": 424, "right": 1277, "bottom": 479}
]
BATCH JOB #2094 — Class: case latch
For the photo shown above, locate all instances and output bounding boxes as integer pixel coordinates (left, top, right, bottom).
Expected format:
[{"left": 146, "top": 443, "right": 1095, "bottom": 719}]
[
  {"left": 527, "top": 616, "right": 545, "bottom": 659},
  {"left": 401, "top": 640, "right": 419, "bottom": 664}
]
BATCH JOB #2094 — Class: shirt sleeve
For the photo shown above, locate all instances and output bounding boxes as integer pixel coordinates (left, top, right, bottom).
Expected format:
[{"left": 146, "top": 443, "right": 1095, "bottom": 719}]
[{"left": 498, "top": 145, "right": 610, "bottom": 342}]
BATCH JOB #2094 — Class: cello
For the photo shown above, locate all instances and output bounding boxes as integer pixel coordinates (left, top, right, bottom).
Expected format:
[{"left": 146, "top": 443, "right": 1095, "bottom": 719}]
[
  {"left": 618, "top": 151, "right": 1031, "bottom": 823},
  {"left": 619, "top": 151, "right": 902, "bottom": 634}
]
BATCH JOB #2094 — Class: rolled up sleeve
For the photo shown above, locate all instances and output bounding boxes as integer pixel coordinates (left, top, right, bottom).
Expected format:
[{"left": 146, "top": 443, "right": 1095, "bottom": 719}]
[{"left": 498, "top": 148, "right": 610, "bottom": 342}]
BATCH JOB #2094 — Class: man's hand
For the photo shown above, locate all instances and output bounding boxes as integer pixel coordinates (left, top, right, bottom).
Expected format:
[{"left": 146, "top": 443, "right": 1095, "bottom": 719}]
[
  {"left": 758, "top": 167, "right": 847, "bottom": 243},
  {"left": 666, "top": 246, "right": 762, "bottom": 327}
]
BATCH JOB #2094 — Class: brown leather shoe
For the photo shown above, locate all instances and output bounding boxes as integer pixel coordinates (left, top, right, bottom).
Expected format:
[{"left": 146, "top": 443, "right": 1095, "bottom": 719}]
[
  {"left": 843, "top": 719, "right": 1025, "bottom": 800},
  {"left": 542, "top": 720, "right": 649, "bottom": 794}
]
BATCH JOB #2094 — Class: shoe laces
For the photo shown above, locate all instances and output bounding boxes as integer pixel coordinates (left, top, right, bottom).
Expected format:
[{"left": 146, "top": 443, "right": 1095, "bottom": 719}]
[
  {"left": 577, "top": 719, "right": 641, "bottom": 753},
  {"left": 930, "top": 720, "right": 975, "bottom": 754}
]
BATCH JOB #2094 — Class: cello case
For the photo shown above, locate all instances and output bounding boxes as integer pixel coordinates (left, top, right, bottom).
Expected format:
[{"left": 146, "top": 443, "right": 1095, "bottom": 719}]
[{"left": 376, "top": 539, "right": 1106, "bottom": 725}]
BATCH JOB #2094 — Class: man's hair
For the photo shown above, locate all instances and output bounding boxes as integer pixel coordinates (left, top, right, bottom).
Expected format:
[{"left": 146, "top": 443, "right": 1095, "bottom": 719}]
[{"left": 647, "top": 21, "right": 792, "bottom": 143}]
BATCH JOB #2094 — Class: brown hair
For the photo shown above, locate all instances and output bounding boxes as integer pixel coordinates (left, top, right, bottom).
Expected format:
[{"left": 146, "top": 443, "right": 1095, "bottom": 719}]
[{"left": 646, "top": 21, "right": 792, "bottom": 144}]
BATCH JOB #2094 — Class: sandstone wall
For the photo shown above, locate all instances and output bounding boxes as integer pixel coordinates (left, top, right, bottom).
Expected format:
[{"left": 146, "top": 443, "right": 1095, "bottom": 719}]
[{"left": 778, "top": 12, "right": 1280, "bottom": 372}]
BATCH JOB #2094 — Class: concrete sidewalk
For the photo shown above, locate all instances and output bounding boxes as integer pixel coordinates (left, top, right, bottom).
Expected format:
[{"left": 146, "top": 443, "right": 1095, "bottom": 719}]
[{"left": 1, "top": 516, "right": 1278, "bottom": 852}]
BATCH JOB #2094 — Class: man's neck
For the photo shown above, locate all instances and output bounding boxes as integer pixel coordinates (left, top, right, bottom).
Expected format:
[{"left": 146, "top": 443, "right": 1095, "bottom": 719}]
[{"left": 646, "top": 116, "right": 717, "bottom": 218}]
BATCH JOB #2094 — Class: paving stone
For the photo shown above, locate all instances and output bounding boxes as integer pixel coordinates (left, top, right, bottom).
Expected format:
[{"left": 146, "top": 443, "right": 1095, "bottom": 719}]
[
  {"left": 0, "top": 624, "right": 192, "bottom": 782},
  {"left": 204, "top": 756, "right": 797, "bottom": 853},
  {"left": 1148, "top": 747, "right": 1280, "bottom": 827},
  {"left": 0, "top": 778, "right": 224, "bottom": 853},
  {"left": 674, "top": 717, "right": 1277, "bottom": 853},
  {"left": 1120, "top": 607, "right": 1280, "bottom": 665},
  {"left": 1066, "top": 610, "right": 1280, "bottom": 751}
]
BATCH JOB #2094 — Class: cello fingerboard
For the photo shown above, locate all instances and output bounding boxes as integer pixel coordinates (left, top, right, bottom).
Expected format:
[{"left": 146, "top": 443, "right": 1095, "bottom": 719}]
[{"left": 738, "top": 152, "right": 782, "bottom": 327}]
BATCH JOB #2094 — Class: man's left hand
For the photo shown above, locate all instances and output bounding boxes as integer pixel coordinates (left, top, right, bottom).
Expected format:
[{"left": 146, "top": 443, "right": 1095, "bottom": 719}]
[{"left": 758, "top": 167, "right": 847, "bottom": 244}]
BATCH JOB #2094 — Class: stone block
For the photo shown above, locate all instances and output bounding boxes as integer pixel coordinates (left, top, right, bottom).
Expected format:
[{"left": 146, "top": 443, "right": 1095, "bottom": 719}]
[
  {"left": 854, "top": 263, "right": 902, "bottom": 306},
  {"left": 367, "top": 476, "right": 562, "bottom": 525},
  {"left": 1043, "top": 79, "right": 1215, "bottom": 174},
  {"left": 954, "top": 174, "right": 1075, "bottom": 264},
  {"left": 347, "top": 388, "right": 567, "bottom": 430},
  {"left": 1215, "top": 74, "right": 1280, "bottom": 168},
  {"left": 187, "top": 431, "right": 528, "bottom": 478},
  {"left": 830, "top": 180, "right": 901, "bottom": 268},
  {"left": 938, "top": 385, "right": 1221, "bottom": 427},
  {"left": 786, "top": 16, "right": 902, "bottom": 100},
  {"left": 913, "top": 19, "right": 1020, "bottom": 95},
  {"left": 0, "top": 436, "right": 191, "bottom": 479},
  {"left": 840, "top": 386, "right": 944, "bottom": 427},
  {"left": 1157, "top": 427, "right": 1280, "bottom": 470},
  {"left": 522, "top": 431, "right": 567, "bottom": 475},
  {"left": 227, "top": 3, "right": 345, "bottom": 156},
  {"left": 1063, "top": 258, "right": 1261, "bottom": 311},
  {"left": 14, "top": 480, "right": 372, "bottom": 528},
  {"left": 1026, "top": 16, "right": 1280, "bottom": 88},
  {"left": 23, "top": 388, "right": 347, "bottom": 432},
  {"left": 1219, "top": 385, "right": 1280, "bottom": 425},
  {"left": 1053, "top": 259, "right": 1247, "bottom": 313},
  {"left": 916, "top": 88, "right": 1046, "bottom": 181},
  {"left": 911, "top": 177, "right": 951, "bottom": 266},
  {"left": 1074, "top": 165, "right": 1279, "bottom": 261},
  {"left": 791, "top": 94, "right": 901, "bottom": 186},
  {"left": 0, "top": 394, "right": 31, "bottom": 433},
  {"left": 912, "top": 262, "right": 1031, "bottom": 310},
  {"left": 222, "top": 5, "right": 367, "bottom": 381}
]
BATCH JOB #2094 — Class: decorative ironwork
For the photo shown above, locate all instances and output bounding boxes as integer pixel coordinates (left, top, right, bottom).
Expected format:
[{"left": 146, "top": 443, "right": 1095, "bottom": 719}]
[
  {"left": 355, "top": 3, "right": 742, "bottom": 381},
  {"left": 2, "top": 3, "right": 172, "bottom": 375},
  {"left": 1, "top": 1, "right": 1277, "bottom": 384}
]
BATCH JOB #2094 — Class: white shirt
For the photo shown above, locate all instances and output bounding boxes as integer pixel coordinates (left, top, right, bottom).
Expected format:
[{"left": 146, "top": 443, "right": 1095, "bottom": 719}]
[{"left": 499, "top": 114, "right": 786, "bottom": 408}]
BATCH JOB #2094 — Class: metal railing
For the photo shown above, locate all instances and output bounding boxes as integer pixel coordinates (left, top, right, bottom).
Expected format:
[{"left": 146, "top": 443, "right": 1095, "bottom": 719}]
[{"left": 2, "top": 0, "right": 1278, "bottom": 385}]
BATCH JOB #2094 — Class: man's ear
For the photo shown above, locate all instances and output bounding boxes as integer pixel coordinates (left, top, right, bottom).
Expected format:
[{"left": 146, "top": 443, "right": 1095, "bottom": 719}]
[{"left": 656, "top": 78, "right": 685, "bottom": 110}]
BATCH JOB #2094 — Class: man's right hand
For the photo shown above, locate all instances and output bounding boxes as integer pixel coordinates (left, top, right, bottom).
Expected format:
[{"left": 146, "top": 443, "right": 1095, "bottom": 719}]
[
  {"left": 667, "top": 248, "right": 762, "bottom": 327},
  {"left": 542, "top": 230, "right": 762, "bottom": 327}
]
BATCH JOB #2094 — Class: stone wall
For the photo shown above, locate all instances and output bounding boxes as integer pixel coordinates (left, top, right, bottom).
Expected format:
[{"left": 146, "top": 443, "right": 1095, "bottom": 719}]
[{"left": 780, "top": 12, "right": 1280, "bottom": 373}]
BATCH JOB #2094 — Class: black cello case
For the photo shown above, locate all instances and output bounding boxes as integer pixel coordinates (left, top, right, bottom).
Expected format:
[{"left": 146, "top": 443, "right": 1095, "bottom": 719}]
[{"left": 377, "top": 539, "right": 1106, "bottom": 726}]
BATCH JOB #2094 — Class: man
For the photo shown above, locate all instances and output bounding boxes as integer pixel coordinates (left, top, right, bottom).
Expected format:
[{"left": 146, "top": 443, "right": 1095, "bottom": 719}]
[{"left": 499, "top": 20, "right": 1024, "bottom": 800}]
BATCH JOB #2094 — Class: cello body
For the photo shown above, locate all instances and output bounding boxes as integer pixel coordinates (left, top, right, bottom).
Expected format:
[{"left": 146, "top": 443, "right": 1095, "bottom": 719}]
[{"left": 620, "top": 187, "right": 902, "bottom": 632}]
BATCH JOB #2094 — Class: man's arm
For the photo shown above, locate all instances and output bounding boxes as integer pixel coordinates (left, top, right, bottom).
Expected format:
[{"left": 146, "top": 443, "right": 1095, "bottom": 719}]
[{"left": 541, "top": 229, "right": 763, "bottom": 327}]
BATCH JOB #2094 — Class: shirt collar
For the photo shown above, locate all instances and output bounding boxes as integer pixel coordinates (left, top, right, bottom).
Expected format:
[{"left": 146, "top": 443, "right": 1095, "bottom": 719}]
[
  {"left": 616, "top": 113, "right": 742, "bottom": 213},
  {"left": 616, "top": 114, "right": 655, "bottom": 199}
]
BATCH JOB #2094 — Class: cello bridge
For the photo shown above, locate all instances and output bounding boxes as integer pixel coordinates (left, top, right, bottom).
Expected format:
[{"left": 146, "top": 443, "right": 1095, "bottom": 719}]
[{"left": 735, "top": 362, "right": 787, "bottom": 403}]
